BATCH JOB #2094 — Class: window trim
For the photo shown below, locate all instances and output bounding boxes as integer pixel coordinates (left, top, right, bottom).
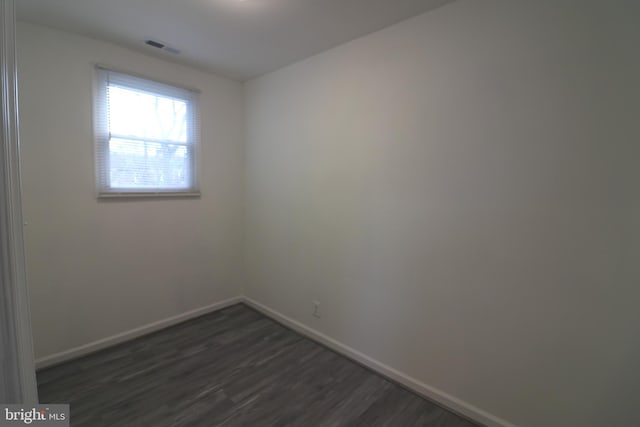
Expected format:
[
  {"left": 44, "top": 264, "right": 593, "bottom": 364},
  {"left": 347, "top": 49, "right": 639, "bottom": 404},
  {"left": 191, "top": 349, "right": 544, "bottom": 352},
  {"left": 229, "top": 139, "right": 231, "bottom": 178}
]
[{"left": 93, "top": 64, "right": 201, "bottom": 199}]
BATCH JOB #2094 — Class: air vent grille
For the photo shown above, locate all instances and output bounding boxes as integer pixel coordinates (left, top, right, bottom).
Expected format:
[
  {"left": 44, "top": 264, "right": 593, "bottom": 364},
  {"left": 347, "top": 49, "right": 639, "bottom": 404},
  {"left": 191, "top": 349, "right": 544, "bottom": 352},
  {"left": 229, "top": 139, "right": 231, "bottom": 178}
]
[{"left": 144, "top": 39, "right": 180, "bottom": 55}]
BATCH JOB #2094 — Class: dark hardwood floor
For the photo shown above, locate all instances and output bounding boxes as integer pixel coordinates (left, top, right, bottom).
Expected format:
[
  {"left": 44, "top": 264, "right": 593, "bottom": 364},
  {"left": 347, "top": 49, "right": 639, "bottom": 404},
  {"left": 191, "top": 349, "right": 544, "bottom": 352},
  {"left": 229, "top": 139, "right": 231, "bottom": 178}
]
[{"left": 37, "top": 304, "right": 481, "bottom": 427}]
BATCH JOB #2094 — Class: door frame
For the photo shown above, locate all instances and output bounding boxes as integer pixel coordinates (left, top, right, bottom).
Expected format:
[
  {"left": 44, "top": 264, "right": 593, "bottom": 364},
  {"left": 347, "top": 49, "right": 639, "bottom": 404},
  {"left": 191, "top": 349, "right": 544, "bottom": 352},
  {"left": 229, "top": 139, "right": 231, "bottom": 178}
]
[{"left": 0, "top": 0, "right": 38, "bottom": 403}]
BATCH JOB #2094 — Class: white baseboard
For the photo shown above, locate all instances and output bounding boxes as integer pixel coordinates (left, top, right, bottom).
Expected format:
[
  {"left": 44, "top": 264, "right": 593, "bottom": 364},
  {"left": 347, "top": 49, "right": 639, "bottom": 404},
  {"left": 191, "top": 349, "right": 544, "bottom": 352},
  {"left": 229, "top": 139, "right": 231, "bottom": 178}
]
[
  {"left": 35, "top": 296, "right": 242, "bottom": 370},
  {"left": 242, "top": 297, "right": 517, "bottom": 427}
]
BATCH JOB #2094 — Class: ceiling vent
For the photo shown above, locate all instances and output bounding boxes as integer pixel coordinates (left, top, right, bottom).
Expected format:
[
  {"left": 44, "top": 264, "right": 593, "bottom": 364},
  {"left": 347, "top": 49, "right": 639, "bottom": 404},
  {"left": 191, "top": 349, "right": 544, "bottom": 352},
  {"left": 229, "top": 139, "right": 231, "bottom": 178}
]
[{"left": 145, "top": 39, "right": 180, "bottom": 55}]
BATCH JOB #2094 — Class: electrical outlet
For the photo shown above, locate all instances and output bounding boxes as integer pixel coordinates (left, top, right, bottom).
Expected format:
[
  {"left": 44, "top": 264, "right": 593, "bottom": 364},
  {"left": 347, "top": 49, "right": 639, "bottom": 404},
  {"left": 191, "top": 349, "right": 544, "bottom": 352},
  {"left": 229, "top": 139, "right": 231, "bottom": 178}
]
[{"left": 312, "top": 300, "right": 321, "bottom": 318}]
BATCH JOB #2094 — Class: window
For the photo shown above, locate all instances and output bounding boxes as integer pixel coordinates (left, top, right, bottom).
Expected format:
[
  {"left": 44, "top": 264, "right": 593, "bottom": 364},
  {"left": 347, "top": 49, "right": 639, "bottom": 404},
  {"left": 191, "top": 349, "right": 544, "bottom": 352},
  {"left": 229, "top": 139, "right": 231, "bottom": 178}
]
[{"left": 95, "top": 67, "right": 199, "bottom": 197}]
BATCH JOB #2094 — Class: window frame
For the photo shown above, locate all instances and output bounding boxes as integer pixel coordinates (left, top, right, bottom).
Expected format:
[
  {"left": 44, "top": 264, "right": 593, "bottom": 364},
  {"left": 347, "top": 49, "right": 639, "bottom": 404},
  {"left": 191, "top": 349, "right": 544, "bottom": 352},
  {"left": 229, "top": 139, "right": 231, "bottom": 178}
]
[{"left": 93, "top": 65, "right": 201, "bottom": 198}]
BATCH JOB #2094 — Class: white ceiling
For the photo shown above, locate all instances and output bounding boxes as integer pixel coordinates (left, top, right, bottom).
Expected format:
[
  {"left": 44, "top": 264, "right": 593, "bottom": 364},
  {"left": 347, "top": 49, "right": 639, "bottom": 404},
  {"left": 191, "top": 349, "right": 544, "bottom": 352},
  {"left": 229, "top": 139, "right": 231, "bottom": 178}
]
[{"left": 17, "top": 0, "right": 455, "bottom": 81}]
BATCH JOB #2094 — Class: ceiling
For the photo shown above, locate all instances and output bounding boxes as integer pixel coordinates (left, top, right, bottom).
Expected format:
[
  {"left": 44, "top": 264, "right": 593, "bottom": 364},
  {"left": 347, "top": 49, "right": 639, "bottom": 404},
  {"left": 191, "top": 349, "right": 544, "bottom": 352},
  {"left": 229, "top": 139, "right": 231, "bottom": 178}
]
[{"left": 17, "top": 0, "right": 455, "bottom": 81}]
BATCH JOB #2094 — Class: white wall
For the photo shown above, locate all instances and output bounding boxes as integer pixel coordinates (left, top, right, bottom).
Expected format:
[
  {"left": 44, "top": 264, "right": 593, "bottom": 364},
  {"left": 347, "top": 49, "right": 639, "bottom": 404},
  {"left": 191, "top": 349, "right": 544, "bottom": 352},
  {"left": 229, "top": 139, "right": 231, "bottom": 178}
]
[
  {"left": 17, "top": 22, "right": 245, "bottom": 361},
  {"left": 245, "top": 1, "right": 640, "bottom": 426}
]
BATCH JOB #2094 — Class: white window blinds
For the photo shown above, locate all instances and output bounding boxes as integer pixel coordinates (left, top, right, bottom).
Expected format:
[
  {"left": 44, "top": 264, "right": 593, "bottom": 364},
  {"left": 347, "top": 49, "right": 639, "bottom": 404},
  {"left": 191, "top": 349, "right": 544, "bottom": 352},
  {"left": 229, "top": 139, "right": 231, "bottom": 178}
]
[{"left": 95, "top": 67, "right": 199, "bottom": 196}]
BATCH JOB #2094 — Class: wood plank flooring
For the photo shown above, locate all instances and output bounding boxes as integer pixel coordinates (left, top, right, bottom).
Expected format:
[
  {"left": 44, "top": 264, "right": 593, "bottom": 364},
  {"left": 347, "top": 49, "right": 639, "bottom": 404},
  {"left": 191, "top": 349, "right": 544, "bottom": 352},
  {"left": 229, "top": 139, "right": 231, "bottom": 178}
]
[{"left": 37, "top": 304, "right": 481, "bottom": 427}]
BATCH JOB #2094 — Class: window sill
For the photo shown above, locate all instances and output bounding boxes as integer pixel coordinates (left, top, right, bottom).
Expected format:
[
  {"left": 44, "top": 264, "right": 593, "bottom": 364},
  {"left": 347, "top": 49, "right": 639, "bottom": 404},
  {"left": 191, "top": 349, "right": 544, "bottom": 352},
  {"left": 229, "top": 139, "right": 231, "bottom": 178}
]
[{"left": 98, "top": 191, "right": 201, "bottom": 200}]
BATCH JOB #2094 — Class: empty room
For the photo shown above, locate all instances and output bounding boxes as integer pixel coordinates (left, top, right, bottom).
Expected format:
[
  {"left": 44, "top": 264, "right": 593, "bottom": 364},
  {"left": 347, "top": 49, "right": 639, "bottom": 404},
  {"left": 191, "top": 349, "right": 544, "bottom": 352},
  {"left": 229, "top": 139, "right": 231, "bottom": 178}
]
[{"left": 0, "top": 0, "right": 638, "bottom": 426}]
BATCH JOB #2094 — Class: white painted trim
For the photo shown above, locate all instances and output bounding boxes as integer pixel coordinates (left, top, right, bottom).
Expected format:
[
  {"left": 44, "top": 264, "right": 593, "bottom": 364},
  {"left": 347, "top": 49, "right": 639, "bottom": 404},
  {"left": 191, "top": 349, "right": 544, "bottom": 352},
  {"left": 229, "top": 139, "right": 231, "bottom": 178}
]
[
  {"left": 35, "top": 297, "right": 242, "bottom": 369},
  {"left": 0, "top": 0, "right": 39, "bottom": 403},
  {"left": 242, "top": 297, "right": 518, "bottom": 427}
]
